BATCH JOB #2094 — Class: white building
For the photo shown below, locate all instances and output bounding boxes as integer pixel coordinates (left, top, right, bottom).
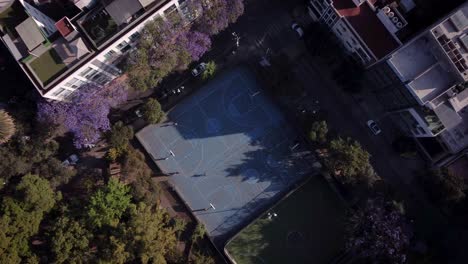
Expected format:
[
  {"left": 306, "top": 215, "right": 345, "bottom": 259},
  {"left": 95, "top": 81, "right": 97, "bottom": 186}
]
[
  {"left": 0, "top": 0, "right": 191, "bottom": 101},
  {"left": 307, "top": 0, "right": 410, "bottom": 66},
  {"left": 368, "top": 2, "right": 468, "bottom": 162}
]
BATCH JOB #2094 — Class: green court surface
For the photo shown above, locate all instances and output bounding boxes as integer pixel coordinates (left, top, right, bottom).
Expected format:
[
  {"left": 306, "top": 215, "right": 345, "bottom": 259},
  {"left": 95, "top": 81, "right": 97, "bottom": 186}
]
[{"left": 225, "top": 175, "right": 347, "bottom": 264}]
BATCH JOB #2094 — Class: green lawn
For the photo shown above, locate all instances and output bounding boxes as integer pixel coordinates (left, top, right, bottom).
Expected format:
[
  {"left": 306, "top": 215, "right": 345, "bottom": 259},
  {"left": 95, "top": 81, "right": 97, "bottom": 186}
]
[
  {"left": 29, "top": 49, "right": 67, "bottom": 85},
  {"left": 225, "top": 176, "right": 347, "bottom": 264}
]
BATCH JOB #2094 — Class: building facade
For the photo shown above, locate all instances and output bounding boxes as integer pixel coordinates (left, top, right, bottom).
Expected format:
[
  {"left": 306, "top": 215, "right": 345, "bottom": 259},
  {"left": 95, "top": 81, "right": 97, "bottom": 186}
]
[
  {"left": 0, "top": 0, "right": 192, "bottom": 101},
  {"left": 307, "top": 0, "right": 409, "bottom": 66},
  {"left": 367, "top": 3, "right": 468, "bottom": 163}
]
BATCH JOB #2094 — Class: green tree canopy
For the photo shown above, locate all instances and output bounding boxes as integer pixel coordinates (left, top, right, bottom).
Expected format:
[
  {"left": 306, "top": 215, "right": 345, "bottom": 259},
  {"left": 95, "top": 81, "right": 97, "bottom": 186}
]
[
  {"left": 126, "top": 203, "right": 177, "bottom": 264},
  {"left": 87, "top": 178, "right": 132, "bottom": 228},
  {"left": 50, "top": 216, "right": 92, "bottom": 264},
  {"left": 327, "top": 137, "right": 375, "bottom": 185},
  {"left": 142, "top": 98, "right": 164, "bottom": 124},
  {"left": 108, "top": 121, "right": 134, "bottom": 154},
  {"left": 0, "top": 174, "right": 56, "bottom": 263}
]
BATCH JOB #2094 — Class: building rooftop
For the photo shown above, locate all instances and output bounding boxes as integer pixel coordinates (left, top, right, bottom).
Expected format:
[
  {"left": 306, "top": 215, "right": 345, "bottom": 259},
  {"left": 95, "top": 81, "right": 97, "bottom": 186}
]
[
  {"left": 333, "top": 0, "right": 400, "bottom": 59},
  {"left": 105, "top": 0, "right": 143, "bottom": 26},
  {"left": 15, "top": 17, "right": 45, "bottom": 51},
  {"left": 55, "top": 17, "right": 74, "bottom": 38}
]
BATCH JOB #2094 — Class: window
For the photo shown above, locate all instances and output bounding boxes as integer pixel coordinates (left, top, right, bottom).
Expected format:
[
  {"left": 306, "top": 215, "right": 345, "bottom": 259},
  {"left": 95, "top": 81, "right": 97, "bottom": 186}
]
[
  {"left": 79, "top": 67, "right": 93, "bottom": 77},
  {"left": 85, "top": 69, "right": 99, "bottom": 79},
  {"left": 116, "top": 41, "right": 131, "bottom": 53},
  {"left": 129, "top": 32, "right": 140, "bottom": 42},
  {"left": 52, "top": 88, "right": 66, "bottom": 97},
  {"left": 104, "top": 50, "right": 117, "bottom": 60}
]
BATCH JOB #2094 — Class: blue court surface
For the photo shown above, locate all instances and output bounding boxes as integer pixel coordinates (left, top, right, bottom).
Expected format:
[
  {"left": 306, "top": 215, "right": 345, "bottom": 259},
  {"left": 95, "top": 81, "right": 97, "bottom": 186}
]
[{"left": 136, "top": 68, "right": 314, "bottom": 243}]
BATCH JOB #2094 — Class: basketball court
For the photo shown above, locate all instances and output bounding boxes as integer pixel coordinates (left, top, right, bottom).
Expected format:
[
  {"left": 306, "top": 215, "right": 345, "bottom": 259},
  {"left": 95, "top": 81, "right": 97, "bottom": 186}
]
[{"left": 136, "top": 68, "right": 314, "bottom": 243}]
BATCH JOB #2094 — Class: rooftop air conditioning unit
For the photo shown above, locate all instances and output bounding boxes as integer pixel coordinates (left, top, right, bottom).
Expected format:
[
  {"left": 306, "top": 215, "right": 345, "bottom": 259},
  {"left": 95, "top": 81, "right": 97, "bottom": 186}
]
[
  {"left": 387, "top": 12, "right": 395, "bottom": 18},
  {"left": 383, "top": 6, "right": 391, "bottom": 13}
]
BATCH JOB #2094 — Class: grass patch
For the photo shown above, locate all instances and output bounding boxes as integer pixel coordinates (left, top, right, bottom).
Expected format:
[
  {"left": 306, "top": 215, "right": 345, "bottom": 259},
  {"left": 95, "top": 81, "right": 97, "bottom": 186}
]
[
  {"left": 0, "top": 1, "right": 29, "bottom": 38},
  {"left": 29, "top": 49, "right": 67, "bottom": 85},
  {"left": 225, "top": 176, "right": 347, "bottom": 264}
]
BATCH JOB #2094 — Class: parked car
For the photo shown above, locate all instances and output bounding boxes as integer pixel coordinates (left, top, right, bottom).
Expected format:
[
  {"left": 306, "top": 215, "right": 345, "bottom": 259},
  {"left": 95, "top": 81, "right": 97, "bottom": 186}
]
[
  {"left": 291, "top": 22, "right": 304, "bottom": 38},
  {"left": 366, "top": 120, "right": 382, "bottom": 135},
  {"left": 62, "top": 154, "right": 79, "bottom": 166},
  {"left": 191, "top": 62, "right": 207, "bottom": 77}
]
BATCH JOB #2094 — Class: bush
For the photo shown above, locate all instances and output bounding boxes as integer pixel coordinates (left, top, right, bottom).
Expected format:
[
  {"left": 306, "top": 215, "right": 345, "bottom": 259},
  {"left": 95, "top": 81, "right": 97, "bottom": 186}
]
[
  {"left": 142, "top": 98, "right": 164, "bottom": 124},
  {"left": 309, "top": 120, "right": 328, "bottom": 144},
  {"left": 202, "top": 61, "right": 216, "bottom": 80}
]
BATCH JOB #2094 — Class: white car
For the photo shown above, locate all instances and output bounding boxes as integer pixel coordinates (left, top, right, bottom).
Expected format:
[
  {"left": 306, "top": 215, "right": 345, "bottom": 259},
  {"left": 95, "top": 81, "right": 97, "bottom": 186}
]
[
  {"left": 191, "top": 62, "right": 207, "bottom": 77},
  {"left": 366, "top": 120, "right": 382, "bottom": 135},
  {"left": 291, "top": 23, "right": 304, "bottom": 38}
]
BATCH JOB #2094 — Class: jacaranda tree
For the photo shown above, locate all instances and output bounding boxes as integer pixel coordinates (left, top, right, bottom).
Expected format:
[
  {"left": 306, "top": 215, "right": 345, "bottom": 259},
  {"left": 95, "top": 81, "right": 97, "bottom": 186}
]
[
  {"left": 190, "top": 0, "right": 244, "bottom": 35},
  {"left": 37, "top": 82, "right": 127, "bottom": 148},
  {"left": 346, "top": 197, "right": 411, "bottom": 263},
  {"left": 128, "top": 16, "right": 211, "bottom": 91}
]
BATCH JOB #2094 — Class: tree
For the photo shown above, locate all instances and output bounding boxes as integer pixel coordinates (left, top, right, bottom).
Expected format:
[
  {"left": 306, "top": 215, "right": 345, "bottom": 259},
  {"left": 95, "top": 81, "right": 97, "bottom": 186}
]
[
  {"left": 99, "top": 236, "right": 130, "bottom": 264},
  {"left": 202, "top": 61, "right": 217, "bottom": 80},
  {"left": 108, "top": 121, "right": 134, "bottom": 155},
  {"left": 0, "top": 110, "right": 15, "bottom": 144},
  {"left": 37, "top": 83, "right": 127, "bottom": 148},
  {"left": 128, "top": 17, "right": 194, "bottom": 91},
  {"left": 0, "top": 175, "right": 56, "bottom": 263},
  {"left": 226, "top": 0, "right": 245, "bottom": 24},
  {"left": 190, "top": 249, "right": 215, "bottom": 264},
  {"left": 191, "top": 0, "right": 244, "bottom": 35},
  {"left": 420, "top": 169, "right": 466, "bottom": 204},
  {"left": 142, "top": 98, "right": 164, "bottom": 124},
  {"left": 195, "top": 0, "right": 229, "bottom": 35},
  {"left": 327, "top": 137, "right": 376, "bottom": 185},
  {"left": 126, "top": 203, "right": 178, "bottom": 264},
  {"left": 309, "top": 120, "right": 328, "bottom": 144},
  {"left": 16, "top": 174, "right": 57, "bottom": 212},
  {"left": 191, "top": 223, "right": 206, "bottom": 244},
  {"left": 35, "top": 158, "right": 76, "bottom": 190},
  {"left": 87, "top": 178, "right": 132, "bottom": 228},
  {"left": 185, "top": 31, "right": 212, "bottom": 61},
  {"left": 346, "top": 197, "right": 410, "bottom": 263},
  {"left": 50, "top": 216, "right": 92, "bottom": 264}
]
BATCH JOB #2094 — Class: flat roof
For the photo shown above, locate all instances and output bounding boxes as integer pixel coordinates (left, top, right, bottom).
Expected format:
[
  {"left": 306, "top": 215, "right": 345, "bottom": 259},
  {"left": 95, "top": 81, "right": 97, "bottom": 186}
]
[
  {"left": 55, "top": 17, "right": 74, "bottom": 38},
  {"left": 389, "top": 35, "right": 438, "bottom": 81},
  {"left": 333, "top": 0, "right": 400, "bottom": 59},
  {"left": 15, "top": 17, "right": 44, "bottom": 51},
  {"left": 408, "top": 64, "right": 455, "bottom": 103},
  {"left": 105, "top": 0, "right": 143, "bottom": 26}
]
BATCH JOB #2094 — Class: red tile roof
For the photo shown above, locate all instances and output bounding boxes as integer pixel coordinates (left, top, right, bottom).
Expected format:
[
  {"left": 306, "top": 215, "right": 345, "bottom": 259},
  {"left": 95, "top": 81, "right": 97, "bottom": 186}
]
[
  {"left": 333, "top": 0, "right": 400, "bottom": 59},
  {"left": 55, "top": 17, "right": 74, "bottom": 38}
]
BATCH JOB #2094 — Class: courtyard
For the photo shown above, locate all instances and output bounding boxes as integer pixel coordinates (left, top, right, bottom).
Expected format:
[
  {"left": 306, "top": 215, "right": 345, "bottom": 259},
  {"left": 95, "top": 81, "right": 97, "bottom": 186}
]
[
  {"left": 136, "top": 67, "right": 315, "bottom": 243},
  {"left": 225, "top": 176, "right": 347, "bottom": 264}
]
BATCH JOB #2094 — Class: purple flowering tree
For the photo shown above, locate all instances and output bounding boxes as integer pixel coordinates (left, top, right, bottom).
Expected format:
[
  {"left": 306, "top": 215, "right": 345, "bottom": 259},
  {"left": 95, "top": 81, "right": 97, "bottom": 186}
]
[
  {"left": 37, "top": 82, "right": 127, "bottom": 148},
  {"left": 185, "top": 31, "right": 211, "bottom": 61},
  {"left": 189, "top": 0, "right": 244, "bottom": 35},
  {"left": 226, "top": 0, "right": 245, "bottom": 24},
  {"left": 346, "top": 197, "right": 411, "bottom": 263},
  {"left": 193, "top": 0, "right": 229, "bottom": 35}
]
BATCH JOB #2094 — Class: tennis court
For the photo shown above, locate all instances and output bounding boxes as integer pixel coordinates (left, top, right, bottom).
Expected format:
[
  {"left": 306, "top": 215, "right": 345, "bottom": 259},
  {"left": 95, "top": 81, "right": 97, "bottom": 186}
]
[{"left": 136, "top": 68, "right": 314, "bottom": 244}]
